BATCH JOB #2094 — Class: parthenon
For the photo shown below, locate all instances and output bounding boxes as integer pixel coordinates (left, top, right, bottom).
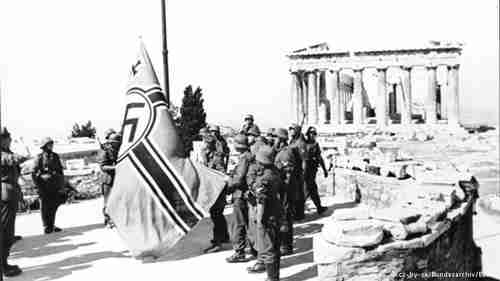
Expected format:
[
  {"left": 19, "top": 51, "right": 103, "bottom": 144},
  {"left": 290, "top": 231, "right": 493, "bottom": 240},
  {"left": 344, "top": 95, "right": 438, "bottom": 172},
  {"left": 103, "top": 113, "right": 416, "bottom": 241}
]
[{"left": 288, "top": 41, "right": 463, "bottom": 129}]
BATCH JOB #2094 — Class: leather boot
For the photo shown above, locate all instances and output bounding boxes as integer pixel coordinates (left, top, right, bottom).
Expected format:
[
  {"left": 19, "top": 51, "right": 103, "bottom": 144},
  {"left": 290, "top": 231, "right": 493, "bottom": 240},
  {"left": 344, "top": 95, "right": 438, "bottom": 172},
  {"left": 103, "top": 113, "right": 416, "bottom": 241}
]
[
  {"left": 2, "top": 263, "right": 22, "bottom": 277},
  {"left": 265, "top": 262, "right": 280, "bottom": 281}
]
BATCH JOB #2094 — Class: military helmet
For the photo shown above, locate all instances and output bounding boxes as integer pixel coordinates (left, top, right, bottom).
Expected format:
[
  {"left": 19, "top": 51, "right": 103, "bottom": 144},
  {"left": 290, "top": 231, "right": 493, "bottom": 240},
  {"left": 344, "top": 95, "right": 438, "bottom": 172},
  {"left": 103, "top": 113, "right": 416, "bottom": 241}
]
[
  {"left": 199, "top": 127, "right": 209, "bottom": 135},
  {"left": 107, "top": 132, "right": 122, "bottom": 143},
  {"left": 104, "top": 128, "right": 117, "bottom": 139},
  {"left": 266, "top": 128, "right": 275, "bottom": 136},
  {"left": 40, "top": 137, "right": 54, "bottom": 149},
  {"left": 244, "top": 114, "right": 254, "bottom": 121},
  {"left": 276, "top": 128, "right": 288, "bottom": 139},
  {"left": 209, "top": 124, "right": 220, "bottom": 133},
  {"left": 233, "top": 134, "right": 249, "bottom": 149},
  {"left": 288, "top": 123, "right": 301, "bottom": 132},
  {"left": 246, "top": 126, "right": 260, "bottom": 137},
  {"left": 306, "top": 126, "right": 318, "bottom": 135},
  {"left": 255, "top": 145, "right": 274, "bottom": 165},
  {"left": 0, "top": 127, "right": 11, "bottom": 139}
]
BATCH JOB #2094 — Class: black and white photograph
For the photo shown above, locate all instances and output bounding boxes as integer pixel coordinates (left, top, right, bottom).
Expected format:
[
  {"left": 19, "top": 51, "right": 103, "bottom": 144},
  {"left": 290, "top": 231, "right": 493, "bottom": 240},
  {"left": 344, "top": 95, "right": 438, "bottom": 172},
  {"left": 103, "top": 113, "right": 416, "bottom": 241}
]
[{"left": 0, "top": 1, "right": 499, "bottom": 280}]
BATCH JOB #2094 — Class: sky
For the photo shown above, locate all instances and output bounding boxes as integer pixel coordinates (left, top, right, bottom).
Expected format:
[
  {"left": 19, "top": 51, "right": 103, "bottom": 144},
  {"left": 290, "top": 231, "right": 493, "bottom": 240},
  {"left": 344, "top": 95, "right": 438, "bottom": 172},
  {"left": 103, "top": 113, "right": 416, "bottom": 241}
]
[{"left": 0, "top": 0, "right": 499, "bottom": 139}]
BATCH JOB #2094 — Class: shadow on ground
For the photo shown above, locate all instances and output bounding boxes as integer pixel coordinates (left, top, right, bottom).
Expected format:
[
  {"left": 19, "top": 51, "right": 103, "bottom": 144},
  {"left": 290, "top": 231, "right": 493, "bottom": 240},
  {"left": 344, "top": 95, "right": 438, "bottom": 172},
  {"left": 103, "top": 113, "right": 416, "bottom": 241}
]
[{"left": 10, "top": 223, "right": 128, "bottom": 281}]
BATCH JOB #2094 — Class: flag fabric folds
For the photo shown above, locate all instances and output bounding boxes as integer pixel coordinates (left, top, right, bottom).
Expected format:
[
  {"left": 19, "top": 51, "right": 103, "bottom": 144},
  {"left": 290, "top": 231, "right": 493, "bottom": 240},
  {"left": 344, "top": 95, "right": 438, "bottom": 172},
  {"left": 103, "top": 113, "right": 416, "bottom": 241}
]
[{"left": 106, "top": 41, "right": 227, "bottom": 258}]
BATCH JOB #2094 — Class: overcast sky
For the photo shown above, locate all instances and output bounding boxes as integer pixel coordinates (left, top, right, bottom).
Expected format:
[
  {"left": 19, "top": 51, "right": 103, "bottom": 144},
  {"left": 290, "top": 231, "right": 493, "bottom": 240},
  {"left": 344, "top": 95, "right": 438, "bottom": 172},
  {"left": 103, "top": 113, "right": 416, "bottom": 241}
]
[{"left": 0, "top": 0, "right": 498, "bottom": 139}]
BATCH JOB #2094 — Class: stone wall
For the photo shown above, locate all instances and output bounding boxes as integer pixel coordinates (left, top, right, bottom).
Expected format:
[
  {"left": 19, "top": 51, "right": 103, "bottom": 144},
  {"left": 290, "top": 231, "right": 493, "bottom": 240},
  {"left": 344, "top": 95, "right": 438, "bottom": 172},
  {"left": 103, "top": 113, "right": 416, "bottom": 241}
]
[
  {"left": 315, "top": 197, "right": 481, "bottom": 280},
  {"left": 316, "top": 168, "right": 482, "bottom": 281}
]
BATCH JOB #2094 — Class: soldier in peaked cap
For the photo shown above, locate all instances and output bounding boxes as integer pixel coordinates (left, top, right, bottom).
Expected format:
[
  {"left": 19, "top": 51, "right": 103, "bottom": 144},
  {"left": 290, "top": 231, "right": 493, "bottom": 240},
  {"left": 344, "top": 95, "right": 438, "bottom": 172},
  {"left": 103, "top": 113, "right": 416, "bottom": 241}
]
[
  {"left": 98, "top": 132, "right": 122, "bottom": 228},
  {"left": 225, "top": 134, "right": 256, "bottom": 263},
  {"left": 246, "top": 146, "right": 282, "bottom": 280},
  {"left": 1, "top": 127, "right": 27, "bottom": 277},
  {"left": 240, "top": 114, "right": 261, "bottom": 137},
  {"left": 32, "top": 137, "right": 65, "bottom": 234},
  {"left": 273, "top": 128, "right": 302, "bottom": 256}
]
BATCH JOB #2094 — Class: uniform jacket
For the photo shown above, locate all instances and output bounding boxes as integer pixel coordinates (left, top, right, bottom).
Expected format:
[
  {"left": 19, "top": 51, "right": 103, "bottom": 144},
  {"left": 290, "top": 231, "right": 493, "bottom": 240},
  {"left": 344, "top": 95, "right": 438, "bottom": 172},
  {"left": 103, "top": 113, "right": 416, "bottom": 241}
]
[
  {"left": 247, "top": 163, "right": 282, "bottom": 221},
  {"left": 289, "top": 134, "right": 307, "bottom": 171},
  {"left": 32, "top": 150, "right": 64, "bottom": 194},
  {"left": 1, "top": 149, "right": 25, "bottom": 202},
  {"left": 240, "top": 123, "right": 261, "bottom": 135},
  {"left": 226, "top": 151, "right": 253, "bottom": 199},
  {"left": 201, "top": 138, "right": 228, "bottom": 173},
  {"left": 98, "top": 143, "right": 120, "bottom": 186},
  {"left": 304, "top": 140, "right": 322, "bottom": 170}
]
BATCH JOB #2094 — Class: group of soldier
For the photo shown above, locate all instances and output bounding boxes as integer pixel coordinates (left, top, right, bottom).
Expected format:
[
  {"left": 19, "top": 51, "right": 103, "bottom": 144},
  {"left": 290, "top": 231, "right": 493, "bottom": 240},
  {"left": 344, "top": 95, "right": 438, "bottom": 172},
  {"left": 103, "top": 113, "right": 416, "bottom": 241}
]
[
  {"left": 1, "top": 128, "right": 68, "bottom": 277},
  {"left": 198, "top": 114, "right": 329, "bottom": 281}
]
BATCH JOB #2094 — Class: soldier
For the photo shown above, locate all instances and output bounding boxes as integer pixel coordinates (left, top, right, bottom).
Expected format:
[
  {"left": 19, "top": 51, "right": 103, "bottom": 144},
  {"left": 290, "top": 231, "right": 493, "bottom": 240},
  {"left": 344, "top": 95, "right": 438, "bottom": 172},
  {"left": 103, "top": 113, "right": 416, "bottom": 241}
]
[
  {"left": 32, "top": 137, "right": 65, "bottom": 234},
  {"left": 209, "top": 125, "right": 230, "bottom": 171},
  {"left": 266, "top": 128, "right": 276, "bottom": 147},
  {"left": 288, "top": 124, "right": 308, "bottom": 220},
  {"left": 1, "top": 127, "right": 26, "bottom": 277},
  {"left": 240, "top": 114, "right": 261, "bottom": 136},
  {"left": 303, "top": 126, "right": 328, "bottom": 215},
  {"left": 246, "top": 146, "right": 282, "bottom": 281},
  {"left": 248, "top": 127, "right": 266, "bottom": 156},
  {"left": 273, "top": 128, "right": 302, "bottom": 256},
  {"left": 98, "top": 132, "right": 122, "bottom": 227},
  {"left": 201, "top": 128, "right": 230, "bottom": 253},
  {"left": 225, "top": 134, "right": 255, "bottom": 263}
]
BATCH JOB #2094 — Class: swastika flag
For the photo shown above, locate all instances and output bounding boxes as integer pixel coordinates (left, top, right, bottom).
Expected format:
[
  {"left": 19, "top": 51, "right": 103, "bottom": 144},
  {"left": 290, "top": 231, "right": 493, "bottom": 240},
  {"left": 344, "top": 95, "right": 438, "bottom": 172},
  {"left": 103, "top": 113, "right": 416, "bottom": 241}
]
[{"left": 107, "top": 41, "right": 227, "bottom": 259}]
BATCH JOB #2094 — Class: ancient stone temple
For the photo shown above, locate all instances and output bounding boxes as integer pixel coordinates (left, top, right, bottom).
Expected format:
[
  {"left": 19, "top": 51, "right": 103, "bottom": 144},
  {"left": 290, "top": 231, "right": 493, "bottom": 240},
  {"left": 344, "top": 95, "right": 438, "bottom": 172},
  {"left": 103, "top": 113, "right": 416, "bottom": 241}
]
[{"left": 287, "top": 42, "right": 463, "bottom": 129}]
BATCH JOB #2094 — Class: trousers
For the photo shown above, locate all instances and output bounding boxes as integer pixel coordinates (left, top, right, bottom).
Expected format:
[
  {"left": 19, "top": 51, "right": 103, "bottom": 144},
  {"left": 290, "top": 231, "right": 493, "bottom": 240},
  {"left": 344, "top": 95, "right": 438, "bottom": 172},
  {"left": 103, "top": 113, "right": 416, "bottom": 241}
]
[
  {"left": 231, "top": 197, "right": 249, "bottom": 254},
  {"left": 1, "top": 197, "right": 18, "bottom": 265},
  {"left": 40, "top": 195, "right": 59, "bottom": 229},
  {"left": 209, "top": 191, "right": 229, "bottom": 243}
]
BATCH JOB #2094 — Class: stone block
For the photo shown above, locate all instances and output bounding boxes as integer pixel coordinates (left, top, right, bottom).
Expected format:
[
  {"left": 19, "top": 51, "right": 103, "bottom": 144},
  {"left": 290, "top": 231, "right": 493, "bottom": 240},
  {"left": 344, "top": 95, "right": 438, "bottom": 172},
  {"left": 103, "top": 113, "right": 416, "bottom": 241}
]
[
  {"left": 382, "top": 222, "right": 408, "bottom": 240},
  {"left": 314, "top": 235, "right": 365, "bottom": 264},
  {"left": 331, "top": 206, "right": 371, "bottom": 221},
  {"left": 322, "top": 219, "right": 384, "bottom": 247}
]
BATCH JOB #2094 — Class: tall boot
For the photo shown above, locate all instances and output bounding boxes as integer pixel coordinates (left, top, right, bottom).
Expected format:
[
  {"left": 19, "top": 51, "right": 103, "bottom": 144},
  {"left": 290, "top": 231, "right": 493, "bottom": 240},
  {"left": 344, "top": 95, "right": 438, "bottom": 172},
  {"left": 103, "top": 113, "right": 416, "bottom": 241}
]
[{"left": 265, "top": 261, "right": 280, "bottom": 281}]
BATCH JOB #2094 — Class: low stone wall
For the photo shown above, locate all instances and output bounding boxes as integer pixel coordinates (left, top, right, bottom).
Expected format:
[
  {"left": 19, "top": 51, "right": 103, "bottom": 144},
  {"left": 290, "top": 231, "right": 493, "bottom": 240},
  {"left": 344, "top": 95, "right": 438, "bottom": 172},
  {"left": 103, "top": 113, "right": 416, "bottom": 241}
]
[{"left": 315, "top": 197, "right": 481, "bottom": 281}]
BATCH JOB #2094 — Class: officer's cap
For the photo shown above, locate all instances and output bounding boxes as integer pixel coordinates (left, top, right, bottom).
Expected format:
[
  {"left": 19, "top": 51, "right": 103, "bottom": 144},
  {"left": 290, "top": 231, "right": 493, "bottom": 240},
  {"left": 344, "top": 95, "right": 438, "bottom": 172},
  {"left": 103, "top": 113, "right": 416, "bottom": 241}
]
[
  {"left": 0, "top": 127, "right": 11, "bottom": 139},
  {"left": 244, "top": 114, "right": 254, "bottom": 121},
  {"left": 209, "top": 124, "right": 220, "bottom": 133},
  {"left": 246, "top": 126, "right": 260, "bottom": 137},
  {"left": 40, "top": 137, "right": 54, "bottom": 149},
  {"left": 276, "top": 128, "right": 288, "bottom": 139},
  {"left": 255, "top": 145, "right": 274, "bottom": 165},
  {"left": 233, "top": 134, "right": 249, "bottom": 149}
]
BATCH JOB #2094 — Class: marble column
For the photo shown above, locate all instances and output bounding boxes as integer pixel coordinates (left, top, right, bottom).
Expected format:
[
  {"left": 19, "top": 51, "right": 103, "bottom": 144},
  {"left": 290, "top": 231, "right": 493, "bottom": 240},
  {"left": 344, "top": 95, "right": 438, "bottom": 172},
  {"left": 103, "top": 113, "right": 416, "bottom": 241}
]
[
  {"left": 352, "top": 68, "right": 364, "bottom": 125},
  {"left": 376, "top": 68, "right": 388, "bottom": 127},
  {"left": 447, "top": 65, "right": 460, "bottom": 126},
  {"left": 296, "top": 73, "right": 304, "bottom": 124},
  {"left": 307, "top": 71, "right": 318, "bottom": 124},
  {"left": 325, "top": 70, "right": 340, "bottom": 125},
  {"left": 301, "top": 72, "right": 309, "bottom": 124},
  {"left": 438, "top": 65, "right": 449, "bottom": 120},
  {"left": 401, "top": 66, "right": 412, "bottom": 125},
  {"left": 426, "top": 66, "right": 438, "bottom": 124},
  {"left": 339, "top": 71, "right": 346, "bottom": 124},
  {"left": 290, "top": 72, "right": 299, "bottom": 124}
]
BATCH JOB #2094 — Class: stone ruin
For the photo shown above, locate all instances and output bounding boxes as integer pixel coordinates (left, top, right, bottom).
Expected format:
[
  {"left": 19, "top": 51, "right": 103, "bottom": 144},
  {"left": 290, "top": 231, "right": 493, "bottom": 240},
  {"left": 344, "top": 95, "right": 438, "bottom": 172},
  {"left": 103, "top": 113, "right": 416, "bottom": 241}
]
[{"left": 315, "top": 139, "right": 482, "bottom": 280}]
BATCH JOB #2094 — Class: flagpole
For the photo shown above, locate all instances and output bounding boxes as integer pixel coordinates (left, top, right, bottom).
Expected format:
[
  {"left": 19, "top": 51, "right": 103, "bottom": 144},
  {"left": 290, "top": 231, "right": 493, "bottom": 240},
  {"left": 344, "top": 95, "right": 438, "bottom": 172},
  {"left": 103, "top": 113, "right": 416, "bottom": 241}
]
[{"left": 161, "top": 0, "right": 170, "bottom": 106}]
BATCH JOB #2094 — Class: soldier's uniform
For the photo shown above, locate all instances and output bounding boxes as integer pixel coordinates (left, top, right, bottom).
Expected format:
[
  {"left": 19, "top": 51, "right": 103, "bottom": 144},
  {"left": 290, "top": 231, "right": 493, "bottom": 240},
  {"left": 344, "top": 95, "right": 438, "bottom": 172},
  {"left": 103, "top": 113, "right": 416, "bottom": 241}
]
[
  {"left": 288, "top": 124, "right": 308, "bottom": 220},
  {"left": 246, "top": 146, "right": 282, "bottom": 281},
  {"left": 98, "top": 133, "right": 122, "bottom": 227},
  {"left": 201, "top": 129, "right": 230, "bottom": 253},
  {"left": 303, "top": 127, "right": 328, "bottom": 215},
  {"left": 225, "top": 134, "right": 255, "bottom": 263},
  {"left": 1, "top": 128, "right": 25, "bottom": 277},
  {"left": 32, "top": 137, "right": 65, "bottom": 234},
  {"left": 250, "top": 136, "right": 268, "bottom": 156},
  {"left": 240, "top": 114, "right": 261, "bottom": 136},
  {"left": 273, "top": 128, "right": 302, "bottom": 255},
  {"left": 266, "top": 128, "right": 276, "bottom": 147}
]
